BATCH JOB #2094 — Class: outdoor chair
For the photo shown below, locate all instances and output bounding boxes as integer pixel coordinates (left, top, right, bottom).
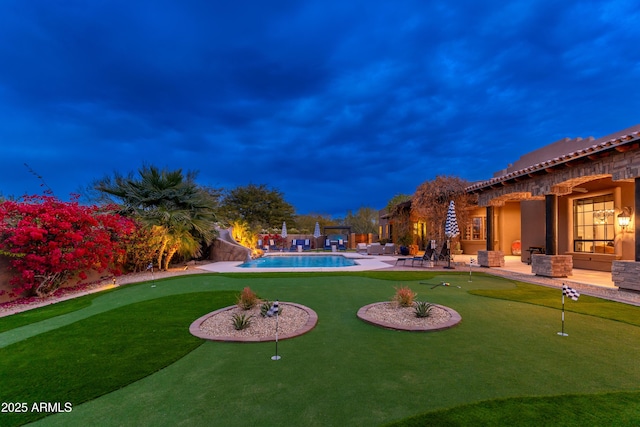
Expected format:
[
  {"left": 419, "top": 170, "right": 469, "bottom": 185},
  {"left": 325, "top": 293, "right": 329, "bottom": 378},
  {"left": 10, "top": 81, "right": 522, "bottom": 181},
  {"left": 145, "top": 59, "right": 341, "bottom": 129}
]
[
  {"left": 436, "top": 241, "right": 450, "bottom": 262},
  {"left": 356, "top": 243, "right": 368, "bottom": 254},
  {"left": 268, "top": 239, "right": 277, "bottom": 251},
  {"left": 338, "top": 239, "right": 347, "bottom": 251},
  {"left": 383, "top": 243, "right": 396, "bottom": 254},
  {"left": 367, "top": 243, "right": 384, "bottom": 255}
]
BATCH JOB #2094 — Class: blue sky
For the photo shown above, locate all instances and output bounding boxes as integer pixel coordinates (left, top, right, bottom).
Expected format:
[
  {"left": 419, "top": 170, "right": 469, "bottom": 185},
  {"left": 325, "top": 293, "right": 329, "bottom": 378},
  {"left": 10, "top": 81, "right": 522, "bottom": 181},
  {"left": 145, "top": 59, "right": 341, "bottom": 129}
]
[{"left": 1, "top": 0, "right": 638, "bottom": 216}]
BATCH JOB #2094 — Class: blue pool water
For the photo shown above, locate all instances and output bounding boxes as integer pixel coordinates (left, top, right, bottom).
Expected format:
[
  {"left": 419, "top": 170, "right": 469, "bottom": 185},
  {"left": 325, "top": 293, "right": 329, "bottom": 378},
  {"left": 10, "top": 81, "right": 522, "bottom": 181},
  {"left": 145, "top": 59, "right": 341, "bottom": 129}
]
[{"left": 239, "top": 255, "right": 358, "bottom": 268}]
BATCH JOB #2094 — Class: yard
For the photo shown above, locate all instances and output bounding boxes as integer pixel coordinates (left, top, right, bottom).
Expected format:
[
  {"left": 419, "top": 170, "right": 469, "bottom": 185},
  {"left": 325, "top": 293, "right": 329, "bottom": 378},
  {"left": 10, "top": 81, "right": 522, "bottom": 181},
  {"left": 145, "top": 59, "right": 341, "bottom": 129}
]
[{"left": 1, "top": 271, "right": 639, "bottom": 426}]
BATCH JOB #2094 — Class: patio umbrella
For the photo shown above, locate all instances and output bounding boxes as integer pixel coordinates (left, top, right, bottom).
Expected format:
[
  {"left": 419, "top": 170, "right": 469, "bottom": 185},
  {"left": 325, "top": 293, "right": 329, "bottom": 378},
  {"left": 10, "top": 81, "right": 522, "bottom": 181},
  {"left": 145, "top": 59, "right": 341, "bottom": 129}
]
[
  {"left": 313, "top": 222, "right": 321, "bottom": 249},
  {"left": 281, "top": 221, "right": 288, "bottom": 251},
  {"left": 444, "top": 200, "right": 460, "bottom": 269}
]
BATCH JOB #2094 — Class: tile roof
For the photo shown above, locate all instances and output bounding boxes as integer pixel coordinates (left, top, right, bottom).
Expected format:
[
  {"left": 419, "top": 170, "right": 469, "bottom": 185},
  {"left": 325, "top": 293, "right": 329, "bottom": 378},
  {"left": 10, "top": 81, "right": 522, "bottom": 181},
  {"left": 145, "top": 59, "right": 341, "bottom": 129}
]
[{"left": 467, "top": 126, "right": 640, "bottom": 192}]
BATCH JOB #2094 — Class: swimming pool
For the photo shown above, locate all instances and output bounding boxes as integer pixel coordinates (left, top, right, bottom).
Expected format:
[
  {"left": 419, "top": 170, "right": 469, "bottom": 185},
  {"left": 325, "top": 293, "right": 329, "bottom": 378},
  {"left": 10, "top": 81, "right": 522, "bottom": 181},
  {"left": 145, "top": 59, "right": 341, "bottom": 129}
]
[{"left": 239, "top": 255, "right": 358, "bottom": 268}]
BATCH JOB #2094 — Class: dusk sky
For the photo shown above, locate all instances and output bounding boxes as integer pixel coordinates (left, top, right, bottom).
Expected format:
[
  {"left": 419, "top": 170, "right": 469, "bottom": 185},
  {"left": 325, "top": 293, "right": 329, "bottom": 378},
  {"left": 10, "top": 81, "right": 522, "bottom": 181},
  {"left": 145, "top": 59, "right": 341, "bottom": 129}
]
[{"left": 1, "top": 1, "right": 638, "bottom": 217}]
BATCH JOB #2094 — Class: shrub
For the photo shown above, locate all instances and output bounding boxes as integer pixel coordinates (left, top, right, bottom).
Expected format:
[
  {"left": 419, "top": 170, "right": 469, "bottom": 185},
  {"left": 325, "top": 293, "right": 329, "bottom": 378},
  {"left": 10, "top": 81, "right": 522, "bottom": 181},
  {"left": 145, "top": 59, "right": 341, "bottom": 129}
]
[
  {"left": 393, "top": 286, "right": 417, "bottom": 307},
  {"left": 237, "top": 287, "right": 258, "bottom": 310},
  {"left": 414, "top": 301, "right": 434, "bottom": 318},
  {"left": 231, "top": 313, "right": 253, "bottom": 330}
]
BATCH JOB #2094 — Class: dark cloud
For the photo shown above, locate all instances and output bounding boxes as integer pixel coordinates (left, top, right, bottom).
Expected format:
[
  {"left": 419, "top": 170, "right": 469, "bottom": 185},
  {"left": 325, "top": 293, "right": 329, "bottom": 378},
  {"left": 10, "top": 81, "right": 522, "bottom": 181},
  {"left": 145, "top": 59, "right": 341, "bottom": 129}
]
[{"left": 1, "top": 0, "right": 639, "bottom": 216}]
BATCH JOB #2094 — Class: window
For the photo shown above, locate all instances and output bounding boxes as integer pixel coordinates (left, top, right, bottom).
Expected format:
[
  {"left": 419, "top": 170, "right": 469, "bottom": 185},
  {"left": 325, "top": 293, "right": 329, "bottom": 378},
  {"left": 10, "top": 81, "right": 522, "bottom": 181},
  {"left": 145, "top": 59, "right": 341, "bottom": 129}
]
[
  {"left": 573, "top": 194, "right": 615, "bottom": 253},
  {"left": 465, "top": 216, "right": 485, "bottom": 240}
]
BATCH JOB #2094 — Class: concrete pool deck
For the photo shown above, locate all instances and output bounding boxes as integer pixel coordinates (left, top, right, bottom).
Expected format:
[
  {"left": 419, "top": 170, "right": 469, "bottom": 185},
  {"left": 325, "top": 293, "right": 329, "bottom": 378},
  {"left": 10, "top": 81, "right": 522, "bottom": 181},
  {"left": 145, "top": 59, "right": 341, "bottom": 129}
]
[{"left": 198, "top": 253, "right": 640, "bottom": 306}]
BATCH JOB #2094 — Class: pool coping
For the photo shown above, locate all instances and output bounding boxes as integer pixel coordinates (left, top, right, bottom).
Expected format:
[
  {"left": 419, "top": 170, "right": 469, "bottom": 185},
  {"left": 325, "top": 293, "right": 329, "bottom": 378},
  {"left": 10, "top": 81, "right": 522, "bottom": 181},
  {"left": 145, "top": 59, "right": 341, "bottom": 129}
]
[{"left": 198, "top": 253, "right": 397, "bottom": 273}]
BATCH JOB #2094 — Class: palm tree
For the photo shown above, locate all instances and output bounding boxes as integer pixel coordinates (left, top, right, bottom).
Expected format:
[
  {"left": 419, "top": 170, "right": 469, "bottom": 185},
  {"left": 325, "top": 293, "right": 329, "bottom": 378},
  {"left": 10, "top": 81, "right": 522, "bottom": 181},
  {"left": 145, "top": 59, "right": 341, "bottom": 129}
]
[{"left": 95, "top": 165, "right": 218, "bottom": 269}]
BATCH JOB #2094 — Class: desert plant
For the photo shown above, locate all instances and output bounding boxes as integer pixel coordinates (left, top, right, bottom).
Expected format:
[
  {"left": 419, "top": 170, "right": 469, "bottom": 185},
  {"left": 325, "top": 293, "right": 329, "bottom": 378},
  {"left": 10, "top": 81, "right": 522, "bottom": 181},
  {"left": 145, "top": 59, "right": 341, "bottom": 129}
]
[
  {"left": 414, "top": 301, "right": 434, "bottom": 318},
  {"left": 231, "top": 313, "right": 253, "bottom": 330},
  {"left": 260, "top": 300, "right": 272, "bottom": 317},
  {"left": 237, "top": 287, "right": 258, "bottom": 310},
  {"left": 260, "top": 300, "right": 283, "bottom": 317},
  {"left": 393, "top": 286, "right": 417, "bottom": 307}
]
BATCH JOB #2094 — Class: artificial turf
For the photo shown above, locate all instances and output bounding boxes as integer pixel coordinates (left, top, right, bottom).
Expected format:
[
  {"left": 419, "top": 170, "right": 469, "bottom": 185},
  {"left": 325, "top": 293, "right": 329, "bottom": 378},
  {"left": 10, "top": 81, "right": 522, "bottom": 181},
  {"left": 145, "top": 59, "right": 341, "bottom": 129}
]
[{"left": 0, "top": 272, "right": 638, "bottom": 426}]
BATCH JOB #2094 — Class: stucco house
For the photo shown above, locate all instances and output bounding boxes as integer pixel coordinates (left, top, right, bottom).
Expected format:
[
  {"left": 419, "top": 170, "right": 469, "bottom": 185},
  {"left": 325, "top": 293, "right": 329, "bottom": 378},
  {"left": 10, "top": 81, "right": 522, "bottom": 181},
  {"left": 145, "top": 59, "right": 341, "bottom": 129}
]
[{"left": 467, "top": 124, "right": 640, "bottom": 292}]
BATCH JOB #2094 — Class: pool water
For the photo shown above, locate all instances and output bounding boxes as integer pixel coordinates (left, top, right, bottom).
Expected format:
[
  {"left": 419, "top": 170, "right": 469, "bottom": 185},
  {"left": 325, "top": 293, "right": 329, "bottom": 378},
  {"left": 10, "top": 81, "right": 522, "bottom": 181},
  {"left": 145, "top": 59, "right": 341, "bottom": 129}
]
[{"left": 239, "top": 255, "right": 358, "bottom": 268}]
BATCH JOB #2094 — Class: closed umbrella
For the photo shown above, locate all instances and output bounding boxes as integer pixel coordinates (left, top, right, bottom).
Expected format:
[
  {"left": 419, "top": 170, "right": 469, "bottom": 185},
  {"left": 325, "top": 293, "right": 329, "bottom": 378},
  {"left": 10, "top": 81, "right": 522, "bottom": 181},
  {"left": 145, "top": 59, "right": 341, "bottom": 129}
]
[
  {"left": 281, "top": 221, "right": 288, "bottom": 251},
  {"left": 444, "top": 200, "right": 460, "bottom": 269},
  {"left": 313, "top": 222, "right": 321, "bottom": 250}
]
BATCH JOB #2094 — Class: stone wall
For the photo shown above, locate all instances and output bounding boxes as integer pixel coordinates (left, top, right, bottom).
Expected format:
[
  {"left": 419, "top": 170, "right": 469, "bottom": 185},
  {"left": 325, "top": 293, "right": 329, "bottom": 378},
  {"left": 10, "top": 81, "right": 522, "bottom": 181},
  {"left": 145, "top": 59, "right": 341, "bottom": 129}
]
[
  {"left": 532, "top": 254, "right": 573, "bottom": 278},
  {"left": 477, "top": 250, "right": 505, "bottom": 267},
  {"left": 612, "top": 260, "right": 640, "bottom": 292},
  {"left": 208, "top": 238, "right": 251, "bottom": 262}
]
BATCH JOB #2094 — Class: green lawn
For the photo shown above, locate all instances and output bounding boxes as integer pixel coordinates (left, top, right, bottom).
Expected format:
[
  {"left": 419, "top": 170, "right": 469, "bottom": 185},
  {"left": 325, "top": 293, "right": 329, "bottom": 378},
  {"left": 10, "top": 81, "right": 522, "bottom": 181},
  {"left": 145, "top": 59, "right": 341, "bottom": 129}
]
[{"left": 1, "top": 272, "right": 639, "bottom": 426}]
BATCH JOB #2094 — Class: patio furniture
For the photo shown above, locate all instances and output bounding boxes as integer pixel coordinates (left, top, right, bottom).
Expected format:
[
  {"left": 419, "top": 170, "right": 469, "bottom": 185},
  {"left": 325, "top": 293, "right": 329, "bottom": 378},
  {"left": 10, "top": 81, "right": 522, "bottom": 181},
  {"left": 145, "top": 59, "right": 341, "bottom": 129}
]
[
  {"left": 383, "top": 243, "right": 396, "bottom": 255},
  {"left": 268, "top": 239, "right": 277, "bottom": 251},
  {"left": 337, "top": 239, "right": 347, "bottom": 251},
  {"left": 289, "top": 239, "right": 311, "bottom": 251},
  {"left": 527, "top": 246, "right": 545, "bottom": 264},
  {"left": 367, "top": 243, "right": 384, "bottom": 255},
  {"left": 356, "top": 243, "right": 368, "bottom": 254}
]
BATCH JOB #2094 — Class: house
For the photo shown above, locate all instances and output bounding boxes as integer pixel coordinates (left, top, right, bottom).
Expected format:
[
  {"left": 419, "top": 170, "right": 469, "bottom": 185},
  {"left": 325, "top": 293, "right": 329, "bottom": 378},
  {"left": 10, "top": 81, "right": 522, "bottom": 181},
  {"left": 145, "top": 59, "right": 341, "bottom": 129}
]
[{"left": 467, "top": 124, "right": 640, "bottom": 292}]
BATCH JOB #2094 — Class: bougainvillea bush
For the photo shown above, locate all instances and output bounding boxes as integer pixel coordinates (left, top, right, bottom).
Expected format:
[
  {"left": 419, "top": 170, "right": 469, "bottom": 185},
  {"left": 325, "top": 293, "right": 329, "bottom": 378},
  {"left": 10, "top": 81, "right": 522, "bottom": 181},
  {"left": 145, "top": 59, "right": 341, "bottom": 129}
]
[{"left": 0, "top": 195, "right": 136, "bottom": 297}]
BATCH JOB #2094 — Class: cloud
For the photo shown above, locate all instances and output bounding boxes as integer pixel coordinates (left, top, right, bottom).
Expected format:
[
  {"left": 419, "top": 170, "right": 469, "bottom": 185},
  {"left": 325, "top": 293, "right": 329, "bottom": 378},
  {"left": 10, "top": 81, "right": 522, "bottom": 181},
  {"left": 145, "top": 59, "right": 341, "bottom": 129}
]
[{"left": 1, "top": 0, "right": 639, "bottom": 216}]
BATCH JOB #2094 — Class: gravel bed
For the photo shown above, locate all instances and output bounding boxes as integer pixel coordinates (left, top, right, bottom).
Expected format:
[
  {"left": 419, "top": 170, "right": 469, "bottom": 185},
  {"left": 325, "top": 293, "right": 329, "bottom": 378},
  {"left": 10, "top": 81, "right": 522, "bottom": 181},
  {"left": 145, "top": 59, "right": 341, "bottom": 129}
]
[
  {"left": 198, "top": 303, "right": 310, "bottom": 340},
  {"left": 363, "top": 302, "right": 451, "bottom": 328}
]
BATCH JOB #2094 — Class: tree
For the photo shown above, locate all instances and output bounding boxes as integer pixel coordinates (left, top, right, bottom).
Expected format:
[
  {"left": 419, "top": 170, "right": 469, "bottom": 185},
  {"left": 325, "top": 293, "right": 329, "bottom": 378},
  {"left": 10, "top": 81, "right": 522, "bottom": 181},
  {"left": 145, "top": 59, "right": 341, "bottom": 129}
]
[
  {"left": 94, "top": 165, "right": 218, "bottom": 270},
  {"left": 385, "top": 194, "right": 414, "bottom": 246},
  {"left": 295, "top": 213, "right": 336, "bottom": 235},
  {"left": 411, "top": 175, "right": 476, "bottom": 243},
  {"left": 219, "top": 184, "right": 295, "bottom": 231},
  {"left": 0, "top": 195, "right": 136, "bottom": 297},
  {"left": 344, "top": 207, "right": 379, "bottom": 234}
]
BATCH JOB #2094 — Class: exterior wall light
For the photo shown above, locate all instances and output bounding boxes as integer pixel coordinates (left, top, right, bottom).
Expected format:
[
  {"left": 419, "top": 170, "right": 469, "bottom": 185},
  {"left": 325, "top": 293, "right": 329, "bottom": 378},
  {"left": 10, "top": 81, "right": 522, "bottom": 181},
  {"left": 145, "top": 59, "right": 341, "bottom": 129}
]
[{"left": 617, "top": 207, "right": 633, "bottom": 229}]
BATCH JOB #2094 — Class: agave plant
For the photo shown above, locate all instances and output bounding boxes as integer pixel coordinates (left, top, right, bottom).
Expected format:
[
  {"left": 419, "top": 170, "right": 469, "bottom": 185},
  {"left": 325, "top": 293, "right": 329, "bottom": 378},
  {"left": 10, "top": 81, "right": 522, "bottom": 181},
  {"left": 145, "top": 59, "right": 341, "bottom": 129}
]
[
  {"left": 414, "top": 301, "right": 434, "bottom": 318},
  {"left": 231, "top": 313, "right": 253, "bottom": 330}
]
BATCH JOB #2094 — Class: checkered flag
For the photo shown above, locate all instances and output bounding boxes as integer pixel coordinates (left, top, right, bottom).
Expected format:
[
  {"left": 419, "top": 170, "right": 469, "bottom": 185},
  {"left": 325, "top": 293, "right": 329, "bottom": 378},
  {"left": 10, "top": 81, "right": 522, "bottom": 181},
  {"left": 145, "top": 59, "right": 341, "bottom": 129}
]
[
  {"left": 267, "top": 300, "right": 279, "bottom": 317},
  {"left": 562, "top": 284, "right": 580, "bottom": 301}
]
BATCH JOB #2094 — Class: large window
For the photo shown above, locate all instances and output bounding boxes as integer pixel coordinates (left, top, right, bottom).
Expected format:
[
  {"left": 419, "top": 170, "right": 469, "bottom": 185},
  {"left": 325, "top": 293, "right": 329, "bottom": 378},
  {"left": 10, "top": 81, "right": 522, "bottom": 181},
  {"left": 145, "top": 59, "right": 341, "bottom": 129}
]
[
  {"left": 573, "top": 194, "right": 615, "bottom": 253},
  {"left": 465, "top": 216, "right": 485, "bottom": 240}
]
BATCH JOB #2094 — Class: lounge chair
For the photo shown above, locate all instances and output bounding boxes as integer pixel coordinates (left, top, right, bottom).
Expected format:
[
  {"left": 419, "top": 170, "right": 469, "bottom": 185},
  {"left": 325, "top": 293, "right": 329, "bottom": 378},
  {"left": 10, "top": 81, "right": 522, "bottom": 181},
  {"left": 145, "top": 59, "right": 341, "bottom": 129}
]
[
  {"left": 268, "top": 239, "right": 277, "bottom": 251},
  {"left": 367, "top": 243, "right": 384, "bottom": 255},
  {"left": 289, "top": 239, "right": 312, "bottom": 251},
  {"left": 338, "top": 239, "right": 347, "bottom": 251},
  {"left": 383, "top": 243, "right": 396, "bottom": 255},
  {"left": 395, "top": 240, "right": 435, "bottom": 266}
]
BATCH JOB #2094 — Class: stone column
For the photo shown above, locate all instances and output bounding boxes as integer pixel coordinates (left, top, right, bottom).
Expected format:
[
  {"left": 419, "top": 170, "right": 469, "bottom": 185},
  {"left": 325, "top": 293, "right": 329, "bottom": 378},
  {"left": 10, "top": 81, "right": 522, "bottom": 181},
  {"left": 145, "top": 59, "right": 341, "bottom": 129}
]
[
  {"left": 532, "top": 194, "right": 573, "bottom": 277},
  {"left": 478, "top": 205, "right": 504, "bottom": 267},
  {"left": 614, "top": 178, "right": 640, "bottom": 290}
]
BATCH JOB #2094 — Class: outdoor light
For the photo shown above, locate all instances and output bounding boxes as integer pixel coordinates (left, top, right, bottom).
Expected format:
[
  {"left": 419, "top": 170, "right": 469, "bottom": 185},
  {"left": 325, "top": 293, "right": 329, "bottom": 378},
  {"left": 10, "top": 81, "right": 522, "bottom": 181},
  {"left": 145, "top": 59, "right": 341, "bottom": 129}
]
[{"left": 617, "top": 207, "right": 633, "bottom": 229}]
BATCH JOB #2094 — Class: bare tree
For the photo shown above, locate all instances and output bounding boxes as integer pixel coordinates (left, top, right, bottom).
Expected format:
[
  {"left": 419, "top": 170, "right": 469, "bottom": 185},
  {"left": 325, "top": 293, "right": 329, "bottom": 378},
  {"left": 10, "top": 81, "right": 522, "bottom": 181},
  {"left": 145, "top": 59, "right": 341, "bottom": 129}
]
[{"left": 412, "top": 175, "right": 477, "bottom": 244}]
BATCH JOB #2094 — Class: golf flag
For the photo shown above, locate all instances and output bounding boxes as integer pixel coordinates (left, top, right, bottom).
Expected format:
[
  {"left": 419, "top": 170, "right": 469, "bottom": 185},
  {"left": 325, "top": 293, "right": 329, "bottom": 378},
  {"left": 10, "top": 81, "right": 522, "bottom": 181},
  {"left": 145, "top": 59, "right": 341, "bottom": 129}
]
[
  {"left": 267, "top": 300, "right": 279, "bottom": 317},
  {"left": 562, "top": 284, "right": 580, "bottom": 301}
]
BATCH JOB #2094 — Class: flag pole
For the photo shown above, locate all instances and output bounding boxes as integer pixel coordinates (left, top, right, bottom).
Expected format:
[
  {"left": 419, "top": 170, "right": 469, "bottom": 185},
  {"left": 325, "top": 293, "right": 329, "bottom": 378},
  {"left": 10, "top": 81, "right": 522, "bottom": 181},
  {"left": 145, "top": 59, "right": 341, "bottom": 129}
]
[
  {"left": 269, "top": 300, "right": 281, "bottom": 360},
  {"left": 558, "top": 284, "right": 568, "bottom": 336}
]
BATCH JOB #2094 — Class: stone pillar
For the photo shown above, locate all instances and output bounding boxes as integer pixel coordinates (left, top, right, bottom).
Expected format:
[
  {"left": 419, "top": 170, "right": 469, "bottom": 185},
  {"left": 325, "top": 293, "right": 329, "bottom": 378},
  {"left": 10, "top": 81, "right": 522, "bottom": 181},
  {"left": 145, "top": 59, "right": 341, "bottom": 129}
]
[
  {"left": 545, "top": 194, "right": 557, "bottom": 255},
  {"left": 532, "top": 254, "right": 572, "bottom": 278},
  {"left": 612, "top": 260, "right": 640, "bottom": 291},
  {"left": 478, "top": 250, "right": 505, "bottom": 267}
]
